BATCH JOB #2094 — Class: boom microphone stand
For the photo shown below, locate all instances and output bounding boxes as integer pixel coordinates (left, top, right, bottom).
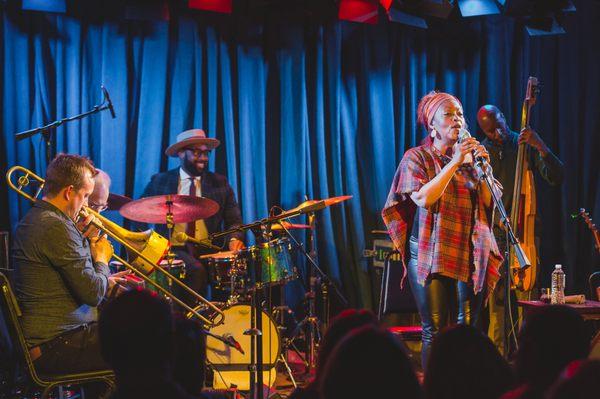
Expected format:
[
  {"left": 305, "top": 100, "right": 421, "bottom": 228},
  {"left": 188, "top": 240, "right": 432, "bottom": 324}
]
[
  {"left": 14, "top": 85, "right": 116, "bottom": 164},
  {"left": 474, "top": 159, "right": 530, "bottom": 357}
]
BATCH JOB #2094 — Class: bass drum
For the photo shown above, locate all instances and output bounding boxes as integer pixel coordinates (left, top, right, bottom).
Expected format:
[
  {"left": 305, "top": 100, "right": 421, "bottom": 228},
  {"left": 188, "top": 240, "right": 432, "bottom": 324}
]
[{"left": 206, "top": 304, "right": 280, "bottom": 390}]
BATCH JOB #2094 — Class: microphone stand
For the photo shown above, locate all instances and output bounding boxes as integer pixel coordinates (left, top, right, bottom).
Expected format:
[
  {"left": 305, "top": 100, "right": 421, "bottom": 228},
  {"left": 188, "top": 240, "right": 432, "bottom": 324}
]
[
  {"left": 275, "top": 213, "right": 348, "bottom": 376},
  {"left": 201, "top": 329, "right": 244, "bottom": 354},
  {"left": 474, "top": 159, "right": 530, "bottom": 357},
  {"left": 14, "top": 86, "right": 114, "bottom": 164}
]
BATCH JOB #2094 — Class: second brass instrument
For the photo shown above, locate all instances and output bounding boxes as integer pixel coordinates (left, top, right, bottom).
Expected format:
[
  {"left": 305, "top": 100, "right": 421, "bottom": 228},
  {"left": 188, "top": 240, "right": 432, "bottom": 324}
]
[{"left": 6, "top": 165, "right": 224, "bottom": 327}]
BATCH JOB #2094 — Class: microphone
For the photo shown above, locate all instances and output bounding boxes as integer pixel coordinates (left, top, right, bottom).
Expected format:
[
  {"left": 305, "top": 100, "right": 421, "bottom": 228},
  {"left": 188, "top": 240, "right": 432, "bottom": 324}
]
[
  {"left": 173, "top": 232, "right": 221, "bottom": 251},
  {"left": 101, "top": 85, "right": 116, "bottom": 119},
  {"left": 223, "top": 334, "right": 245, "bottom": 355},
  {"left": 458, "top": 128, "right": 491, "bottom": 175}
]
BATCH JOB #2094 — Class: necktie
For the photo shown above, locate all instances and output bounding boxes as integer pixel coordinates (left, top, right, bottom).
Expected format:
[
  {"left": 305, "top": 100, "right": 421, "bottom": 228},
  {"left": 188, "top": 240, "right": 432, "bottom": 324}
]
[{"left": 186, "top": 177, "right": 196, "bottom": 238}]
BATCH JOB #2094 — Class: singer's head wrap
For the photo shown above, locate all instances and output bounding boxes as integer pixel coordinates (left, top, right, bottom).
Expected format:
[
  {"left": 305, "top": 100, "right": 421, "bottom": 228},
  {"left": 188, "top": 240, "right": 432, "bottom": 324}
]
[{"left": 417, "top": 91, "right": 462, "bottom": 132}]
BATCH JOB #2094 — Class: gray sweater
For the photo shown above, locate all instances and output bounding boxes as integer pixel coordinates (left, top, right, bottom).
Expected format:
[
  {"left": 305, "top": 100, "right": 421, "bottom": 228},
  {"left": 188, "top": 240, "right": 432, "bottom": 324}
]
[{"left": 12, "top": 200, "right": 110, "bottom": 347}]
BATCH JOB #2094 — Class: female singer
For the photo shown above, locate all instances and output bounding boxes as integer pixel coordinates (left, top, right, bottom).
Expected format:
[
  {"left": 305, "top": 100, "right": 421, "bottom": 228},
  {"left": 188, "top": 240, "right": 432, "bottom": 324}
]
[{"left": 382, "top": 91, "right": 503, "bottom": 369}]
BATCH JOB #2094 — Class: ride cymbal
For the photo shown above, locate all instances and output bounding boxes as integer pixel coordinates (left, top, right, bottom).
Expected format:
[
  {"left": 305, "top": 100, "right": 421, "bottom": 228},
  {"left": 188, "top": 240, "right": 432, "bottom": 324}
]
[{"left": 120, "top": 194, "right": 219, "bottom": 224}]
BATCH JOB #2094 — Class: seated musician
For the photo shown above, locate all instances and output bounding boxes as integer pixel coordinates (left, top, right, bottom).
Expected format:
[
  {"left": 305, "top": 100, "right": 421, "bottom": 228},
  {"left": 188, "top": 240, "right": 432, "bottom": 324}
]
[
  {"left": 12, "top": 153, "right": 124, "bottom": 374},
  {"left": 139, "top": 129, "right": 245, "bottom": 302}
]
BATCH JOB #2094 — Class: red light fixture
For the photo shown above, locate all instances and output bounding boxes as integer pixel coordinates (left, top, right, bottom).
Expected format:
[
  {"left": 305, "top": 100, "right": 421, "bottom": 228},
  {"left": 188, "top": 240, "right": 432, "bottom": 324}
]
[
  {"left": 188, "top": 0, "right": 233, "bottom": 14},
  {"left": 338, "top": 0, "right": 381, "bottom": 24}
]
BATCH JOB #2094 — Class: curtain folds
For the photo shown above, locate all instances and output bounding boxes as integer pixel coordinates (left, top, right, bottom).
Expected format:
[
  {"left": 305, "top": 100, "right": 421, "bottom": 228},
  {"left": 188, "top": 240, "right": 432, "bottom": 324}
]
[{"left": 2, "top": 2, "right": 599, "bottom": 309}]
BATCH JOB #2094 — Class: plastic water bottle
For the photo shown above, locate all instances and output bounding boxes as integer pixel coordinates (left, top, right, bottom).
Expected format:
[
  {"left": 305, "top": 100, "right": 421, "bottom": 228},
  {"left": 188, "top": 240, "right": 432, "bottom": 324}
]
[{"left": 551, "top": 264, "right": 565, "bottom": 305}]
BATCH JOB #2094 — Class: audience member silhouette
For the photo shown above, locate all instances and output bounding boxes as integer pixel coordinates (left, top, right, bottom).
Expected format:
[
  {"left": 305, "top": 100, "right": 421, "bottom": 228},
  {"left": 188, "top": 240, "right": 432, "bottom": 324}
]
[
  {"left": 99, "top": 289, "right": 200, "bottom": 399},
  {"left": 288, "top": 309, "right": 379, "bottom": 399},
  {"left": 172, "top": 315, "right": 207, "bottom": 395},
  {"left": 424, "top": 324, "right": 513, "bottom": 399},
  {"left": 545, "top": 359, "right": 600, "bottom": 399},
  {"left": 320, "top": 325, "right": 423, "bottom": 399},
  {"left": 501, "top": 305, "right": 589, "bottom": 399}
]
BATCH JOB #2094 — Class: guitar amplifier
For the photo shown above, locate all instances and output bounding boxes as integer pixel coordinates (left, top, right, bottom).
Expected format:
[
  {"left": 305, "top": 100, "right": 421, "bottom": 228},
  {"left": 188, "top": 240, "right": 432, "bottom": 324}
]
[{"left": 366, "top": 238, "right": 417, "bottom": 315}]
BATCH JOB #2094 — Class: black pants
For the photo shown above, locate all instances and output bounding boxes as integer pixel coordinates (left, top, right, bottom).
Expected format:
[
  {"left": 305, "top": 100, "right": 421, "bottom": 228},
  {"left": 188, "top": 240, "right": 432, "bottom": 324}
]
[
  {"left": 34, "top": 323, "right": 110, "bottom": 375},
  {"left": 172, "top": 247, "right": 209, "bottom": 304},
  {"left": 171, "top": 247, "right": 229, "bottom": 307},
  {"left": 407, "top": 237, "right": 485, "bottom": 370}
]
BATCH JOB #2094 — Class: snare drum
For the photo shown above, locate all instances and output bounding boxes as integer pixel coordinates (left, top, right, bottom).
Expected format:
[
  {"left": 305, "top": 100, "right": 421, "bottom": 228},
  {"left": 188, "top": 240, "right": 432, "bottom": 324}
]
[
  {"left": 203, "top": 251, "right": 244, "bottom": 290},
  {"left": 243, "top": 237, "right": 297, "bottom": 288}
]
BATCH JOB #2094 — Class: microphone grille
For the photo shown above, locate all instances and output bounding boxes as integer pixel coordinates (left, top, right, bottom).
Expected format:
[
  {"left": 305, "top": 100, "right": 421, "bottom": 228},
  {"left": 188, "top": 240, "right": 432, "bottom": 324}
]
[{"left": 458, "top": 128, "right": 471, "bottom": 142}]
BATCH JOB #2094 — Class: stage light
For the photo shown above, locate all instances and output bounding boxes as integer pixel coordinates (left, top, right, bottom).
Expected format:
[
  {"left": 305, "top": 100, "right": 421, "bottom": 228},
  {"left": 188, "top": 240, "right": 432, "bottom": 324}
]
[
  {"left": 456, "top": 0, "right": 500, "bottom": 17},
  {"left": 525, "top": 16, "right": 566, "bottom": 36},
  {"left": 387, "top": 7, "right": 428, "bottom": 28},
  {"left": 188, "top": 0, "right": 233, "bottom": 14},
  {"left": 22, "top": 0, "right": 66, "bottom": 13},
  {"left": 499, "top": 0, "right": 575, "bottom": 36},
  {"left": 338, "top": 0, "right": 380, "bottom": 24}
]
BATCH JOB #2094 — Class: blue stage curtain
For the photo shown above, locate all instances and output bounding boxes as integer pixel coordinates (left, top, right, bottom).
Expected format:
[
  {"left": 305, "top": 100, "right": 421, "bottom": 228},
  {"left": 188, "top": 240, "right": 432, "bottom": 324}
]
[{"left": 1, "top": 1, "right": 599, "bottom": 309}]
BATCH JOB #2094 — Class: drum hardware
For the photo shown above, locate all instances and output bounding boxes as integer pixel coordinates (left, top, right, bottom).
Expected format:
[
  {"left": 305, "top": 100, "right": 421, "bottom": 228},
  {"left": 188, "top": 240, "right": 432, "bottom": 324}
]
[
  {"left": 196, "top": 195, "right": 351, "bottom": 397},
  {"left": 270, "top": 199, "right": 350, "bottom": 375},
  {"left": 7, "top": 166, "right": 225, "bottom": 327},
  {"left": 205, "top": 304, "right": 281, "bottom": 391}
]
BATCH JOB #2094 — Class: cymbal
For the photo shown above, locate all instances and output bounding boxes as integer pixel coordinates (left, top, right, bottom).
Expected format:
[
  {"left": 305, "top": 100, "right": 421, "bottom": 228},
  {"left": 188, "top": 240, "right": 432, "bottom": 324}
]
[
  {"left": 282, "top": 195, "right": 353, "bottom": 216},
  {"left": 107, "top": 193, "right": 132, "bottom": 211},
  {"left": 271, "top": 221, "right": 311, "bottom": 230},
  {"left": 322, "top": 195, "right": 353, "bottom": 206},
  {"left": 120, "top": 194, "right": 219, "bottom": 224}
]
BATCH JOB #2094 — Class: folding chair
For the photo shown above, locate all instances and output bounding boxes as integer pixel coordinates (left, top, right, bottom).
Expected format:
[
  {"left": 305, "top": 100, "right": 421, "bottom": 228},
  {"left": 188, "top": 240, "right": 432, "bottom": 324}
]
[{"left": 0, "top": 272, "right": 115, "bottom": 399}]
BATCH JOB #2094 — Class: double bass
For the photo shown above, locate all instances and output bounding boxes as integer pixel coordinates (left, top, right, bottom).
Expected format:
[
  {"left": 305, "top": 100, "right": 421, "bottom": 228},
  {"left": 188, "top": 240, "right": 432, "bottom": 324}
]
[{"left": 510, "top": 77, "right": 540, "bottom": 292}]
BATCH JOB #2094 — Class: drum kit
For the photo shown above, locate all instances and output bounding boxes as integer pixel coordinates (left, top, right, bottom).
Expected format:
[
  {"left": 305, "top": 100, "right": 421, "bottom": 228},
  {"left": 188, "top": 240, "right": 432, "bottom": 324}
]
[{"left": 110, "top": 191, "right": 351, "bottom": 394}]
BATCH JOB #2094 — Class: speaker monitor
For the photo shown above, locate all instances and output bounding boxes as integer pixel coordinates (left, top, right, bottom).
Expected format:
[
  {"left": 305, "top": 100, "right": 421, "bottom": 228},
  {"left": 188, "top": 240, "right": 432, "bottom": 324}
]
[{"left": 369, "top": 239, "right": 417, "bottom": 315}]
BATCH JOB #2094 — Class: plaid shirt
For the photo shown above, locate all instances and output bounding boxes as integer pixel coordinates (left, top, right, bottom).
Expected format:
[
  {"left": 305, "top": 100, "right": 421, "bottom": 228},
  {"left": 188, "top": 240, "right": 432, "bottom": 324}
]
[{"left": 382, "top": 144, "right": 502, "bottom": 294}]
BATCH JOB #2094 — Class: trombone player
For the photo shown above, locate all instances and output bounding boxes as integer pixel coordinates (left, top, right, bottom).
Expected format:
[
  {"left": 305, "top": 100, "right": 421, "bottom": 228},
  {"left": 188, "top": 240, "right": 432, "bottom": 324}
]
[{"left": 12, "top": 154, "right": 123, "bottom": 373}]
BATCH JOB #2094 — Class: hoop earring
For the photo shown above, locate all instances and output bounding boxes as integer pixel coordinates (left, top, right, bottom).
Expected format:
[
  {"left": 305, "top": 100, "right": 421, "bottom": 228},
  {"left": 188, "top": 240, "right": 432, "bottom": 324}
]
[{"left": 430, "top": 129, "right": 437, "bottom": 138}]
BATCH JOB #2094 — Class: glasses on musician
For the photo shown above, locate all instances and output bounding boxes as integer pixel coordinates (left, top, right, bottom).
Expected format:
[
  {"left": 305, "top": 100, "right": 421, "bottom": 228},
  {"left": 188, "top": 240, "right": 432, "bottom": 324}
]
[
  {"left": 89, "top": 202, "right": 108, "bottom": 212},
  {"left": 186, "top": 148, "right": 211, "bottom": 157}
]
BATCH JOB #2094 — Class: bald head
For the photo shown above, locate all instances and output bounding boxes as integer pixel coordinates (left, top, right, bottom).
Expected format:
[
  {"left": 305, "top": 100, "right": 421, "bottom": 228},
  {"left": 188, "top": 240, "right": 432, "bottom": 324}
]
[
  {"left": 477, "top": 104, "right": 508, "bottom": 143},
  {"left": 89, "top": 169, "right": 111, "bottom": 212}
]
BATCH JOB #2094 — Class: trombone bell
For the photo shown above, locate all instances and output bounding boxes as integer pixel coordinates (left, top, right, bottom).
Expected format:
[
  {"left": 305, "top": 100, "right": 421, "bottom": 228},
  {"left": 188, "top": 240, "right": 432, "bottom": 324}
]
[{"left": 129, "top": 230, "right": 170, "bottom": 275}]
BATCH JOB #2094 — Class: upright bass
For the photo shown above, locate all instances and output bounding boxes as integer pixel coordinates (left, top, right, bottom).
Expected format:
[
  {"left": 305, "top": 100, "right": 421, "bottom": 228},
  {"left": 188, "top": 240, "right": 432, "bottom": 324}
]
[{"left": 510, "top": 77, "right": 540, "bottom": 292}]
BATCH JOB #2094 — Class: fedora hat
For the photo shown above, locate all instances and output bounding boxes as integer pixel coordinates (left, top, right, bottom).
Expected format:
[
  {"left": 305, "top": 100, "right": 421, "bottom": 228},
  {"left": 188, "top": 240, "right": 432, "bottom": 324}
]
[{"left": 165, "top": 129, "right": 220, "bottom": 157}]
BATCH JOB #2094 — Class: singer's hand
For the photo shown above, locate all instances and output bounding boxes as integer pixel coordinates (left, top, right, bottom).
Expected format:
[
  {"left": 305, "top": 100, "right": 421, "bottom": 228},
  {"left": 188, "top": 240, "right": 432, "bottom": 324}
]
[
  {"left": 472, "top": 144, "right": 490, "bottom": 164},
  {"left": 451, "top": 137, "right": 478, "bottom": 166}
]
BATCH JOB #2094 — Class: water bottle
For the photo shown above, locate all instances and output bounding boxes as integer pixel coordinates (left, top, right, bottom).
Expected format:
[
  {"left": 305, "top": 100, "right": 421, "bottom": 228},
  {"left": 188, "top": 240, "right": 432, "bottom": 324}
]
[{"left": 551, "top": 264, "right": 565, "bottom": 305}]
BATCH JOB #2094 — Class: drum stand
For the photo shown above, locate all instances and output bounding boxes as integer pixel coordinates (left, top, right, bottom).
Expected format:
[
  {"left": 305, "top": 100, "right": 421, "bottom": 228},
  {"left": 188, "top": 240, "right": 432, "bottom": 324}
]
[
  {"left": 206, "top": 203, "right": 347, "bottom": 397},
  {"left": 164, "top": 197, "right": 177, "bottom": 296},
  {"left": 275, "top": 211, "right": 347, "bottom": 375},
  {"left": 245, "top": 224, "right": 273, "bottom": 399}
]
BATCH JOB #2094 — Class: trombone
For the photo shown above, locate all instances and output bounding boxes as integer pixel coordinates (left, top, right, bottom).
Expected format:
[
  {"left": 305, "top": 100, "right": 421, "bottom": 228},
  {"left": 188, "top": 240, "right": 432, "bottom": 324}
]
[{"left": 6, "top": 165, "right": 224, "bottom": 327}]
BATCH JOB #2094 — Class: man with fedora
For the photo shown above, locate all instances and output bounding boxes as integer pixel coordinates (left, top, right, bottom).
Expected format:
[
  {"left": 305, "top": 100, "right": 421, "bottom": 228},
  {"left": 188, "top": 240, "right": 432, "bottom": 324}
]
[{"left": 139, "top": 129, "right": 244, "bottom": 301}]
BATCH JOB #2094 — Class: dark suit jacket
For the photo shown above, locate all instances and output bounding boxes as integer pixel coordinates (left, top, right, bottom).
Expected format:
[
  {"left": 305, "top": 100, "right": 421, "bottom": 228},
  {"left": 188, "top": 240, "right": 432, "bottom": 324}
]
[{"left": 138, "top": 168, "right": 244, "bottom": 248}]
